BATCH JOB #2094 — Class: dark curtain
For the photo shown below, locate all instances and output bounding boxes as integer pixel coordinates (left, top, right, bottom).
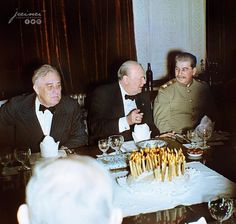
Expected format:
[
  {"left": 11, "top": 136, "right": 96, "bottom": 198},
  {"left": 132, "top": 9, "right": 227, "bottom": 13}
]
[{"left": 0, "top": 0, "right": 136, "bottom": 97}]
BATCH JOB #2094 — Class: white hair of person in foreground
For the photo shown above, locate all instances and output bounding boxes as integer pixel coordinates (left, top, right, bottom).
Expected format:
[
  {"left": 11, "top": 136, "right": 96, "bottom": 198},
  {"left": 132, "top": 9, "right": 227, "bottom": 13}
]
[{"left": 17, "top": 155, "right": 123, "bottom": 224}]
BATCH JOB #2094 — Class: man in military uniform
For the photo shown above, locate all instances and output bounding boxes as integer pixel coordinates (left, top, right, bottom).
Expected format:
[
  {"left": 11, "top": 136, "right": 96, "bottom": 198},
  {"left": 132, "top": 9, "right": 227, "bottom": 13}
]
[{"left": 153, "top": 52, "right": 216, "bottom": 134}]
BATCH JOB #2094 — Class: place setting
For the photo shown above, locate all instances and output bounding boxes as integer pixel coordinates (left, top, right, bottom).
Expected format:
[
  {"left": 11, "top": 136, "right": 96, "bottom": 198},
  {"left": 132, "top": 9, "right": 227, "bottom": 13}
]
[
  {"left": 96, "top": 134, "right": 130, "bottom": 170},
  {"left": 96, "top": 123, "right": 166, "bottom": 170},
  {"left": 30, "top": 136, "right": 67, "bottom": 165},
  {"left": 184, "top": 129, "right": 208, "bottom": 160},
  {"left": 178, "top": 116, "right": 215, "bottom": 160},
  {"left": 0, "top": 151, "right": 17, "bottom": 178},
  {"left": 0, "top": 147, "right": 32, "bottom": 188},
  {"left": 183, "top": 115, "right": 230, "bottom": 153}
]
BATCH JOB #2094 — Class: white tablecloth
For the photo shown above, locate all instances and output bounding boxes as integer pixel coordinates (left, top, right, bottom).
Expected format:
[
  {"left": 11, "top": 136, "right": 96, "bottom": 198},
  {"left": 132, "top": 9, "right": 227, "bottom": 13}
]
[{"left": 113, "top": 161, "right": 236, "bottom": 217}]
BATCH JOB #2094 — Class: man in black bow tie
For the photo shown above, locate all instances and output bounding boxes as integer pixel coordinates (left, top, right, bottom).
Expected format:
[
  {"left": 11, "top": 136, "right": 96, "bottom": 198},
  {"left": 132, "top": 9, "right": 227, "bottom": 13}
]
[
  {"left": 0, "top": 64, "right": 87, "bottom": 152},
  {"left": 88, "top": 60, "right": 159, "bottom": 144}
]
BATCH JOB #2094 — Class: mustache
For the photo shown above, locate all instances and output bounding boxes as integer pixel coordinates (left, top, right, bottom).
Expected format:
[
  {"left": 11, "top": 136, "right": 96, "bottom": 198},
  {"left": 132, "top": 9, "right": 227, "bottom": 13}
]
[{"left": 176, "top": 75, "right": 186, "bottom": 78}]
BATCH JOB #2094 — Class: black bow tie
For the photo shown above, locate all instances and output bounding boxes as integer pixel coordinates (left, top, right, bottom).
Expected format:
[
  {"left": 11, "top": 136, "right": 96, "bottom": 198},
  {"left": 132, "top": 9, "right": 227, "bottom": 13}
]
[
  {"left": 39, "top": 104, "right": 56, "bottom": 114},
  {"left": 125, "top": 94, "right": 137, "bottom": 101}
]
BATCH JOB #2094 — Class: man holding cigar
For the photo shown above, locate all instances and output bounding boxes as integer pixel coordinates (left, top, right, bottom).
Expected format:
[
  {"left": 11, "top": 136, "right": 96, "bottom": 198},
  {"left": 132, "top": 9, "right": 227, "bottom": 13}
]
[{"left": 88, "top": 60, "right": 158, "bottom": 144}]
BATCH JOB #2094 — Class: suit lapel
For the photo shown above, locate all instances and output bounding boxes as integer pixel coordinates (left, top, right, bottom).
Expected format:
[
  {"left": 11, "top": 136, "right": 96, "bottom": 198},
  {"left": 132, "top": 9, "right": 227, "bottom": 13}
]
[
  {"left": 113, "top": 83, "right": 125, "bottom": 117},
  {"left": 50, "top": 98, "right": 67, "bottom": 140},
  {"left": 21, "top": 94, "right": 44, "bottom": 140}
]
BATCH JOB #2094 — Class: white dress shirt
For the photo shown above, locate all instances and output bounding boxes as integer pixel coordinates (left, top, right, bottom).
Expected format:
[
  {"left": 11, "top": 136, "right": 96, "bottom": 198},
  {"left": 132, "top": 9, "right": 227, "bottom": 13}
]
[
  {"left": 35, "top": 97, "right": 53, "bottom": 136},
  {"left": 118, "top": 83, "right": 137, "bottom": 132}
]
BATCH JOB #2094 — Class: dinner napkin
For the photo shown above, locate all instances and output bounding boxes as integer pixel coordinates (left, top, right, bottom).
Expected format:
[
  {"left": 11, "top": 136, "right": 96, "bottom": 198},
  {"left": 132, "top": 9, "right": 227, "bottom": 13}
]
[
  {"left": 132, "top": 123, "right": 151, "bottom": 143},
  {"left": 40, "top": 135, "right": 59, "bottom": 158},
  {"left": 194, "top": 116, "right": 214, "bottom": 143},
  {"left": 188, "top": 217, "right": 207, "bottom": 224}
]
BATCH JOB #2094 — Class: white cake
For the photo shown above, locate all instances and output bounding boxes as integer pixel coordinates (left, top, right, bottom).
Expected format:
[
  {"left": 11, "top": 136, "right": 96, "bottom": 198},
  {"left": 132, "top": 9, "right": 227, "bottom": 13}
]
[
  {"left": 128, "top": 147, "right": 186, "bottom": 182},
  {"left": 117, "top": 166, "right": 199, "bottom": 196}
]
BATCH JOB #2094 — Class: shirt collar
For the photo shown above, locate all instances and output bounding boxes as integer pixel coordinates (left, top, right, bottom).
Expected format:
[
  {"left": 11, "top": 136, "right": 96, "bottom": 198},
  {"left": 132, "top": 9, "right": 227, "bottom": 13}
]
[
  {"left": 119, "top": 82, "right": 130, "bottom": 100},
  {"left": 35, "top": 97, "right": 41, "bottom": 111}
]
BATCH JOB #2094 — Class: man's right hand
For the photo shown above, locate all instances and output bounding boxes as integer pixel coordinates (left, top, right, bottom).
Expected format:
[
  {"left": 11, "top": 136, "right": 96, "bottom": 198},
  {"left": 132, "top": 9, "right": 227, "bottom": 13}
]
[{"left": 126, "top": 109, "right": 144, "bottom": 125}]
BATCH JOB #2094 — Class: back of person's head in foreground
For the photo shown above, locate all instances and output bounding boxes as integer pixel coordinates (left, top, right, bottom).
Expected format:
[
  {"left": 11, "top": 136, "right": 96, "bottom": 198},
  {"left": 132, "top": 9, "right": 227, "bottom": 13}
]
[{"left": 17, "top": 155, "right": 123, "bottom": 224}]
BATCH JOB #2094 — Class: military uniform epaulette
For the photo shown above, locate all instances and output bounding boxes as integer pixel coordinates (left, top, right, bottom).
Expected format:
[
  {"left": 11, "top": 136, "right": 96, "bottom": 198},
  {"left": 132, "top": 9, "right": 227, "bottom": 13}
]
[{"left": 160, "top": 79, "right": 176, "bottom": 89}]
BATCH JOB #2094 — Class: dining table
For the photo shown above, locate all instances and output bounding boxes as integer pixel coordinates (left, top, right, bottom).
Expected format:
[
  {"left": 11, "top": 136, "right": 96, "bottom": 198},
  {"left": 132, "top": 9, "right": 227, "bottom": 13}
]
[{"left": 0, "top": 132, "right": 236, "bottom": 224}]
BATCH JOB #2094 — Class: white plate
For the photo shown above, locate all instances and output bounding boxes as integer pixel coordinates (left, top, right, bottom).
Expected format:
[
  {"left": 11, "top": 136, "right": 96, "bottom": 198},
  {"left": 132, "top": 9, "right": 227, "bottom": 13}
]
[
  {"left": 183, "top": 143, "right": 210, "bottom": 150},
  {"left": 136, "top": 139, "right": 168, "bottom": 149},
  {"left": 120, "top": 141, "right": 137, "bottom": 153},
  {"left": 187, "top": 152, "right": 203, "bottom": 157},
  {"left": 96, "top": 153, "right": 130, "bottom": 170}
]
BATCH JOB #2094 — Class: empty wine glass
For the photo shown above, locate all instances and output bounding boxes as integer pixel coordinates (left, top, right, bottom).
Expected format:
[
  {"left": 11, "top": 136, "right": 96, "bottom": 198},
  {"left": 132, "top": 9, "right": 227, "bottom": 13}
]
[
  {"left": 98, "top": 138, "right": 109, "bottom": 156},
  {"left": 108, "top": 135, "right": 124, "bottom": 154},
  {"left": 187, "top": 130, "right": 197, "bottom": 148},
  {"left": 0, "top": 152, "right": 13, "bottom": 175},
  {"left": 208, "top": 195, "right": 234, "bottom": 223},
  {"left": 198, "top": 128, "right": 212, "bottom": 147},
  {"left": 14, "top": 147, "right": 31, "bottom": 171}
]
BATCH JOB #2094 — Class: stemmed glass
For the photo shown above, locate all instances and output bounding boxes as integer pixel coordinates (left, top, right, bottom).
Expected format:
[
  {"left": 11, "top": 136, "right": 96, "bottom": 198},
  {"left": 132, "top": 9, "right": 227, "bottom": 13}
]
[
  {"left": 199, "top": 128, "right": 212, "bottom": 147},
  {"left": 187, "top": 130, "right": 197, "bottom": 148},
  {"left": 108, "top": 135, "right": 124, "bottom": 155},
  {"left": 14, "top": 147, "right": 31, "bottom": 171},
  {"left": 0, "top": 152, "right": 13, "bottom": 175},
  {"left": 98, "top": 138, "right": 109, "bottom": 156},
  {"left": 208, "top": 195, "right": 234, "bottom": 223}
]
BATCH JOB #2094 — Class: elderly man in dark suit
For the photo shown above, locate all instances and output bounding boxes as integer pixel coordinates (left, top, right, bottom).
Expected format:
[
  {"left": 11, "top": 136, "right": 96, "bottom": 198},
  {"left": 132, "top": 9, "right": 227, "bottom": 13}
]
[
  {"left": 88, "top": 60, "right": 158, "bottom": 144},
  {"left": 0, "top": 64, "right": 87, "bottom": 153}
]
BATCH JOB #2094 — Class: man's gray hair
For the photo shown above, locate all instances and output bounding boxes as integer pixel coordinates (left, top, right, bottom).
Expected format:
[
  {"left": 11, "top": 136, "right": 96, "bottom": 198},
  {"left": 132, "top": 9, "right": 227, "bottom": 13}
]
[
  {"left": 26, "top": 155, "right": 114, "bottom": 224},
  {"left": 117, "top": 60, "right": 142, "bottom": 80},
  {"left": 32, "top": 64, "right": 60, "bottom": 84}
]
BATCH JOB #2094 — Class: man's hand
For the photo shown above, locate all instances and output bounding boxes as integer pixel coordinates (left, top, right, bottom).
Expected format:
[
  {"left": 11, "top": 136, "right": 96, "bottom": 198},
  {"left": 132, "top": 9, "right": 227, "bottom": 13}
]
[{"left": 126, "top": 109, "right": 144, "bottom": 125}]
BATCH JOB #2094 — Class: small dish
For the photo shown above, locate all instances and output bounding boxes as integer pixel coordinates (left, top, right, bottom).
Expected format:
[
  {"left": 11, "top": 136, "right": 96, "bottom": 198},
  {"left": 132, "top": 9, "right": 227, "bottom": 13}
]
[
  {"left": 187, "top": 148, "right": 204, "bottom": 157},
  {"left": 96, "top": 153, "right": 130, "bottom": 170},
  {"left": 120, "top": 141, "right": 137, "bottom": 153},
  {"left": 136, "top": 139, "right": 167, "bottom": 149}
]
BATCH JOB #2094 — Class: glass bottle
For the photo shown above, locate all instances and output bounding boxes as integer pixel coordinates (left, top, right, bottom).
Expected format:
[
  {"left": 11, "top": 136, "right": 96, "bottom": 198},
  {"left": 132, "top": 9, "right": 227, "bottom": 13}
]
[{"left": 146, "top": 63, "right": 153, "bottom": 91}]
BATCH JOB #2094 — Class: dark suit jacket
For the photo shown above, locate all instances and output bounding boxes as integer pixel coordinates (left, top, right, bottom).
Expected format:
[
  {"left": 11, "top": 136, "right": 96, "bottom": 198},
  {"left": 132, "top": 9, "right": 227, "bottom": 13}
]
[
  {"left": 0, "top": 93, "right": 88, "bottom": 153},
  {"left": 88, "top": 83, "right": 159, "bottom": 144}
]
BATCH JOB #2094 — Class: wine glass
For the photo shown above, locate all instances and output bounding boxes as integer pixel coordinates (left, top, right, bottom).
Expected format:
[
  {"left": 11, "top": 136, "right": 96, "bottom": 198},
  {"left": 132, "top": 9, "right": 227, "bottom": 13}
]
[
  {"left": 14, "top": 147, "right": 31, "bottom": 171},
  {"left": 208, "top": 195, "right": 234, "bottom": 223},
  {"left": 0, "top": 152, "right": 13, "bottom": 175},
  {"left": 98, "top": 138, "right": 109, "bottom": 156},
  {"left": 108, "top": 135, "right": 124, "bottom": 154},
  {"left": 199, "top": 128, "right": 212, "bottom": 147},
  {"left": 187, "top": 130, "right": 197, "bottom": 148}
]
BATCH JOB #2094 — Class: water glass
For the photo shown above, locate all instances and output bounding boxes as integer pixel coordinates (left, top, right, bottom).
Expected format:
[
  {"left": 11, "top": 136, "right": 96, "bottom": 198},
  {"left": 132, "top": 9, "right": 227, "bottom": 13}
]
[
  {"left": 208, "top": 196, "right": 234, "bottom": 223},
  {"left": 187, "top": 130, "right": 197, "bottom": 148},
  {"left": 202, "top": 128, "right": 212, "bottom": 147},
  {"left": 14, "top": 147, "right": 31, "bottom": 171},
  {"left": 98, "top": 139, "right": 109, "bottom": 156},
  {"left": 0, "top": 152, "right": 13, "bottom": 175},
  {"left": 108, "top": 135, "right": 124, "bottom": 154}
]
